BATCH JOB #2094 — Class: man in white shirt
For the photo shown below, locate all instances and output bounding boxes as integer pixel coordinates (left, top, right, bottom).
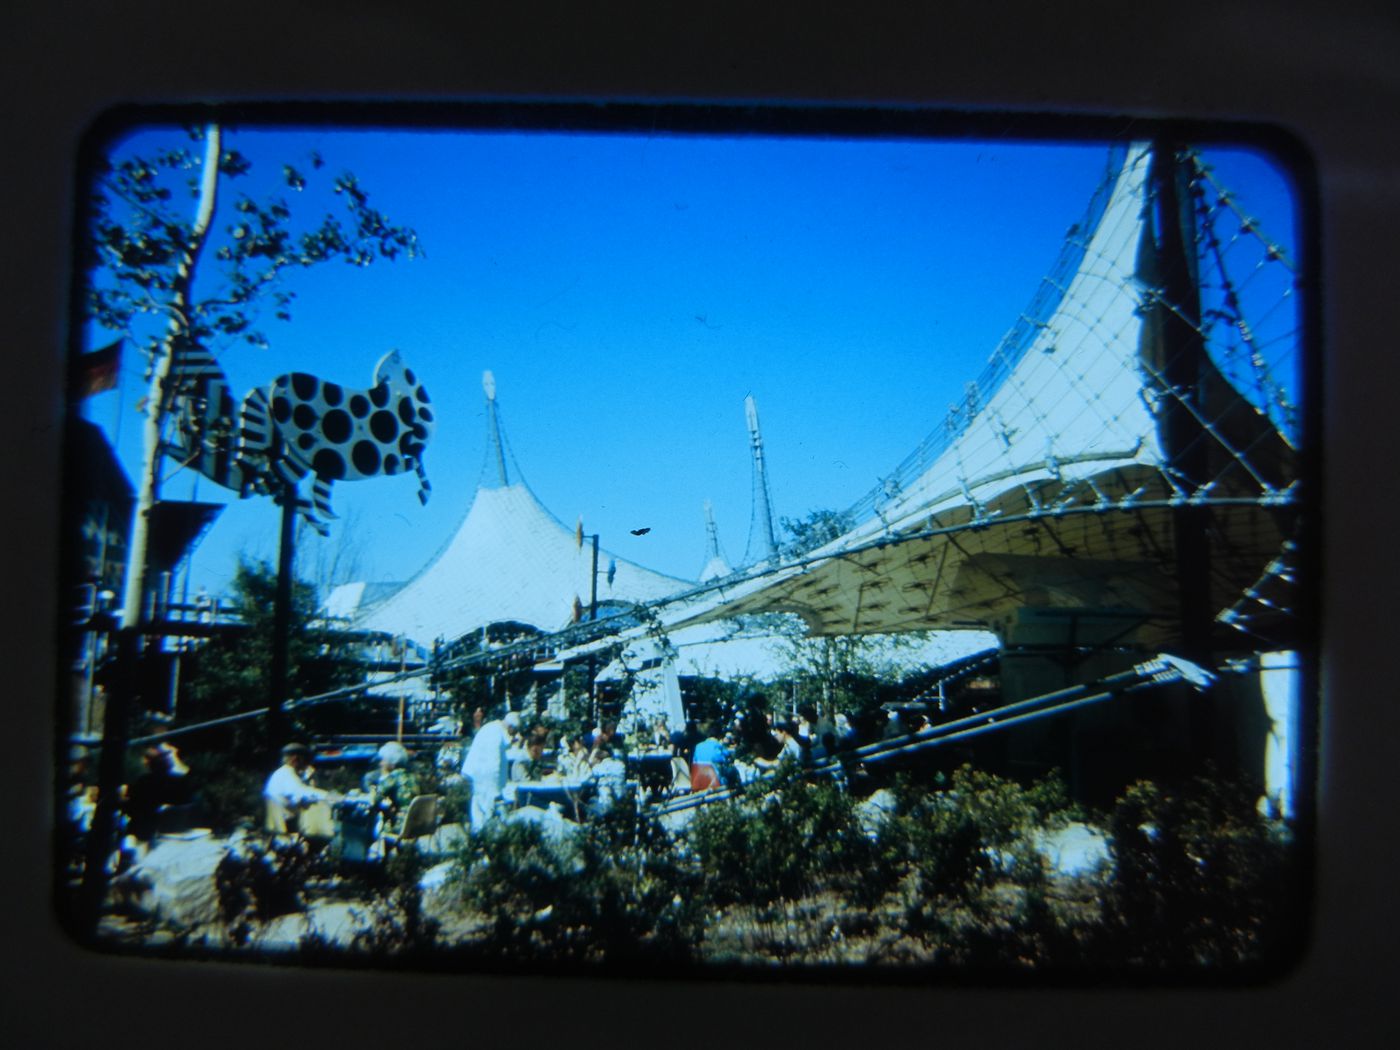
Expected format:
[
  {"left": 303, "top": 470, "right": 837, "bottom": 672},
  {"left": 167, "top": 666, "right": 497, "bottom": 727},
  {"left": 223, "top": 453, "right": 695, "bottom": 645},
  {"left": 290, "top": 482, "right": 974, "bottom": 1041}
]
[
  {"left": 264, "top": 743, "right": 338, "bottom": 831},
  {"left": 461, "top": 711, "right": 521, "bottom": 832}
]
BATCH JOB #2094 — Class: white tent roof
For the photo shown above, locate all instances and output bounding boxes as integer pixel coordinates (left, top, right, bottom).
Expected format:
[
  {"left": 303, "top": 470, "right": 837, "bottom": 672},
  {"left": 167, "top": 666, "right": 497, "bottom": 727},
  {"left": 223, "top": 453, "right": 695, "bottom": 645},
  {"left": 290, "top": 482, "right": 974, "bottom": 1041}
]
[
  {"left": 645, "top": 143, "right": 1298, "bottom": 646},
  {"left": 350, "top": 481, "right": 690, "bottom": 644},
  {"left": 666, "top": 621, "right": 998, "bottom": 681}
]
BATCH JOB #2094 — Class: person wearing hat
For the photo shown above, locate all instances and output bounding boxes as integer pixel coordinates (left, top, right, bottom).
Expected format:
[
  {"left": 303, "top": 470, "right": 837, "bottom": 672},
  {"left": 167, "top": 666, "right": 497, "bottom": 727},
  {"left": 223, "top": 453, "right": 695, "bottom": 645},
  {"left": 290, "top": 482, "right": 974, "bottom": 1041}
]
[
  {"left": 264, "top": 742, "right": 338, "bottom": 814},
  {"left": 460, "top": 710, "right": 521, "bottom": 832}
]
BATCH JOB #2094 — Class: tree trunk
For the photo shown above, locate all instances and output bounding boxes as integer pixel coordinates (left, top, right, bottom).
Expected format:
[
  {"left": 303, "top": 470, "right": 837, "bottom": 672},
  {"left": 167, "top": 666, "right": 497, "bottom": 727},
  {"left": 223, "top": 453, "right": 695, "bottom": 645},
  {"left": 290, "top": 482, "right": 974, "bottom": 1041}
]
[{"left": 119, "top": 124, "right": 223, "bottom": 630}]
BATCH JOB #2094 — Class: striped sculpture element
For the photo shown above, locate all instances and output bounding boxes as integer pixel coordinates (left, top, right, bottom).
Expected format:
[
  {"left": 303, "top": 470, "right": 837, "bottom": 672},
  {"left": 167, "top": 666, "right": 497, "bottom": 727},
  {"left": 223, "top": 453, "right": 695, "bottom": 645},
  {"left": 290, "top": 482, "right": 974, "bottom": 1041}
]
[{"left": 166, "top": 346, "right": 434, "bottom": 534}]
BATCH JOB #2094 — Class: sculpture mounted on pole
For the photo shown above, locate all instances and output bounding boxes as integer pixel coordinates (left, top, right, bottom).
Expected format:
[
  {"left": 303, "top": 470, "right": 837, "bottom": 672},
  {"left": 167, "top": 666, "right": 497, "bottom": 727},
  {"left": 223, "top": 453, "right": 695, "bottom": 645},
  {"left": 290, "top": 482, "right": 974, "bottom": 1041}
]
[
  {"left": 166, "top": 346, "right": 435, "bottom": 532},
  {"left": 162, "top": 340, "right": 435, "bottom": 744}
]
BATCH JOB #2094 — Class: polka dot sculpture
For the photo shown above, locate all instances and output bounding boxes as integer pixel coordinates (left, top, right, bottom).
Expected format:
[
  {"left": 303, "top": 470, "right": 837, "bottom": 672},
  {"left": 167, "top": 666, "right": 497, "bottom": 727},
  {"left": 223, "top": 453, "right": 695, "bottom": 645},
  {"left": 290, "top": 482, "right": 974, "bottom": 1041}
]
[{"left": 166, "top": 346, "right": 434, "bottom": 535}]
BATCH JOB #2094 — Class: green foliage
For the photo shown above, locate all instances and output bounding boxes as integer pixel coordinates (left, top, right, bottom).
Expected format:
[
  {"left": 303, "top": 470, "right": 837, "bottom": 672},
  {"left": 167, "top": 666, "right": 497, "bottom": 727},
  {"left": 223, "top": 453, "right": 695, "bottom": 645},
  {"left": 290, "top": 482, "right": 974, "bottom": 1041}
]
[
  {"left": 436, "top": 622, "right": 543, "bottom": 720},
  {"left": 910, "top": 765, "right": 1072, "bottom": 888},
  {"left": 780, "top": 508, "right": 853, "bottom": 558},
  {"left": 449, "top": 799, "right": 703, "bottom": 966},
  {"left": 689, "top": 764, "right": 882, "bottom": 907},
  {"left": 178, "top": 558, "right": 362, "bottom": 756},
  {"left": 344, "top": 848, "right": 440, "bottom": 960},
  {"left": 870, "top": 765, "right": 1088, "bottom": 966},
  {"left": 85, "top": 126, "right": 421, "bottom": 355},
  {"left": 182, "top": 750, "right": 261, "bottom": 834},
  {"left": 1098, "top": 776, "right": 1302, "bottom": 970},
  {"left": 680, "top": 675, "right": 748, "bottom": 731},
  {"left": 215, "top": 837, "right": 313, "bottom": 944}
]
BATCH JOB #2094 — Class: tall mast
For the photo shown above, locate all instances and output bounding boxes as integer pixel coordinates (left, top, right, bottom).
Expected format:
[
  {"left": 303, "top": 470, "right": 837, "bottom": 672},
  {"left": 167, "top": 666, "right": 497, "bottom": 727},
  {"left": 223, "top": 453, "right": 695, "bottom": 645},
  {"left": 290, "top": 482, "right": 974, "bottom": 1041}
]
[
  {"left": 745, "top": 394, "right": 778, "bottom": 563},
  {"left": 703, "top": 499, "right": 722, "bottom": 562},
  {"left": 699, "top": 498, "right": 731, "bottom": 581},
  {"left": 1147, "top": 141, "right": 1212, "bottom": 665},
  {"left": 482, "top": 370, "right": 510, "bottom": 487}
]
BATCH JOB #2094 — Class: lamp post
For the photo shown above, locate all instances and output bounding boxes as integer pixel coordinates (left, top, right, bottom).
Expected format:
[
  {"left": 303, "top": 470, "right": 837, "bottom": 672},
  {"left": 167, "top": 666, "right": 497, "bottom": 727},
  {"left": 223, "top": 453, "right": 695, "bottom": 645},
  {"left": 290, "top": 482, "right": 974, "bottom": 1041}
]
[{"left": 577, "top": 520, "right": 602, "bottom": 720}]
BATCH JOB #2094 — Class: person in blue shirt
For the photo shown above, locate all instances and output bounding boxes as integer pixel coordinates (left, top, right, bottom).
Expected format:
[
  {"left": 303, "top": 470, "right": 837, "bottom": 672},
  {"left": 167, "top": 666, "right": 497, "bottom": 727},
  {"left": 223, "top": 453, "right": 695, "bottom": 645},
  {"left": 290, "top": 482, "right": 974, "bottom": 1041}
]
[{"left": 692, "top": 723, "right": 737, "bottom": 788}]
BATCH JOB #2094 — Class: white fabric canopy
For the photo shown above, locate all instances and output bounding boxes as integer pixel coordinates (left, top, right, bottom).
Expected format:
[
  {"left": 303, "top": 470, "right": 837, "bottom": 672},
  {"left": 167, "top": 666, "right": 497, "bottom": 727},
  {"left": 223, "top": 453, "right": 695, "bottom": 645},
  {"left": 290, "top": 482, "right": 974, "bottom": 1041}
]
[
  {"left": 645, "top": 143, "right": 1297, "bottom": 646},
  {"left": 350, "top": 482, "right": 690, "bottom": 645}
]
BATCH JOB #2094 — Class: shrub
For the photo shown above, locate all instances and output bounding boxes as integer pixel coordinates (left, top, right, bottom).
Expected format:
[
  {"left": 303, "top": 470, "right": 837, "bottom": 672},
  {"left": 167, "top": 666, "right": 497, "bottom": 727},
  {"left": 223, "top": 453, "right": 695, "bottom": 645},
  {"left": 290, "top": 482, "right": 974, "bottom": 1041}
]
[
  {"left": 688, "top": 764, "right": 882, "bottom": 907},
  {"left": 346, "top": 848, "right": 440, "bottom": 960},
  {"left": 1098, "top": 776, "right": 1303, "bottom": 972},
  {"left": 877, "top": 765, "right": 1086, "bottom": 967},
  {"left": 448, "top": 800, "right": 703, "bottom": 966},
  {"left": 214, "top": 837, "right": 313, "bottom": 944},
  {"left": 185, "top": 751, "right": 262, "bottom": 835}
]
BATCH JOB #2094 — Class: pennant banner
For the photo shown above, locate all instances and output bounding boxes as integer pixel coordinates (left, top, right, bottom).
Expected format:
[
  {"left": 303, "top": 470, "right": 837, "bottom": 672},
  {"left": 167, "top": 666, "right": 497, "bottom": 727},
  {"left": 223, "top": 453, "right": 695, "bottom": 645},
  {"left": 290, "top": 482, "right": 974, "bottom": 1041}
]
[{"left": 76, "top": 340, "right": 122, "bottom": 398}]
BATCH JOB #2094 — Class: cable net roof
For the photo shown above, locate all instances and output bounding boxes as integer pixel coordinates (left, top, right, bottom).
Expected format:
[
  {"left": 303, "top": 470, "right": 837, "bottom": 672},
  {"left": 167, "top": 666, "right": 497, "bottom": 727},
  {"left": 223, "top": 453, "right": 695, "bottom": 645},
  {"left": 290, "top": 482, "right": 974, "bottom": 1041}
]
[{"left": 654, "top": 142, "right": 1301, "bottom": 650}]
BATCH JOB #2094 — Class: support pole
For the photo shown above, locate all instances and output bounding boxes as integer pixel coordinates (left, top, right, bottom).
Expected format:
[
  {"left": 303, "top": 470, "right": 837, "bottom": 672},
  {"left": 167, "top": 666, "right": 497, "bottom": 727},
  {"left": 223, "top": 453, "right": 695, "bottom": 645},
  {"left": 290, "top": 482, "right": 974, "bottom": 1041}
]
[
  {"left": 74, "top": 628, "right": 136, "bottom": 937},
  {"left": 397, "top": 637, "right": 407, "bottom": 741},
  {"left": 1150, "top": 140, "right": 1216, "bottom": 759},
  {"left": 268, "top": 482, "right": 296, "bottom": 749},
  {"left": 590, "top": 533, "right": 599, "bottom": 621}
]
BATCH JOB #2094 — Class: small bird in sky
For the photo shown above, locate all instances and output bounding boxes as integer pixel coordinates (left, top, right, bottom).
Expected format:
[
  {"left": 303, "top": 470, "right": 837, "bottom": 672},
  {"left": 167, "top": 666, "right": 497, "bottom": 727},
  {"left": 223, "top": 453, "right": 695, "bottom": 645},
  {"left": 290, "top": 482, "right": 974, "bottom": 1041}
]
[{"left": 630, "top": 527, "right": 651, "bottom": 536}]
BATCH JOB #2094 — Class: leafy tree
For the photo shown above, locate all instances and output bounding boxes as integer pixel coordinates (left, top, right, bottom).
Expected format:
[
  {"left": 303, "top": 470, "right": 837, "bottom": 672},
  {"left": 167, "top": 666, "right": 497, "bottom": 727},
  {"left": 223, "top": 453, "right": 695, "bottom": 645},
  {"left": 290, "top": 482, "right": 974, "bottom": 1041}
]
[
  {"left": 177, "top": 558, "right": 364, "bottom": 828},
  {"left": 779, "top": 508, "right": 853, "bottom": 558},
  {"left": 82, "top": 123, "right": 421, "bottom": 628},
  {"left": 764, "top": 511, "right": 943, "bottom": 718},
  {"left": 181, "top": 558, "right": 360, "bottom": 726},
  {"left": 435, "top": 621, "right": 545, "bottom": 723}
]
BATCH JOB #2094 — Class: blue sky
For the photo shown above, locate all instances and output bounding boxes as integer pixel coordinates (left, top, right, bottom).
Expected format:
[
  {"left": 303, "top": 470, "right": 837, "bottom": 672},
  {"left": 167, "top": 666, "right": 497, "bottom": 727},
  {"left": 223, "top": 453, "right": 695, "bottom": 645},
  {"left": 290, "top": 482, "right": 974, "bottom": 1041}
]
[{"left": 78, "top": 123, "right": 1301, "bottom": 601}]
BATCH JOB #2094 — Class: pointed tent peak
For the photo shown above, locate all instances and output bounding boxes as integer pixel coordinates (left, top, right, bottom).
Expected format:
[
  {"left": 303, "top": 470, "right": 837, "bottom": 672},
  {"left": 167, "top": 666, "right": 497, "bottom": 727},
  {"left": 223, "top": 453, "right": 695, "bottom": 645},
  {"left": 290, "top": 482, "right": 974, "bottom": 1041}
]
[
  {"left": 742, "top": 395, "right": 778, "bottom": 565},
  {"left": 482, "top": 370, "right": 510, "bottom": 488}
]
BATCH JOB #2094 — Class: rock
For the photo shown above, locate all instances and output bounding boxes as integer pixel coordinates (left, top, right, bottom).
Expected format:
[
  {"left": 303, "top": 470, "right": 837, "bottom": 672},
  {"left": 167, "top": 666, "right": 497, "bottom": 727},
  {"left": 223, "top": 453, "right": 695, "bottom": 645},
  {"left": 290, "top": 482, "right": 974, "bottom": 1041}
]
[
  {"left": 246, "top": 899, "right": 375, "bottom": 953},
  {"left": 658, "top": 807, "right": 696, "bottom": 836},
  {"left": 253, "top": 912, "right": 310, "bottom": 950},
  {"left": 117, "top": 836, "right": 230, "bottom": 928},
  {"left": 418, "top": 860, "right": 461, "bottom": 929},
  {"left": 423, "top": 821, "right": 467, "bottom": 856},
  {"left": 855, "top": 789, "right": 898, "bottom": 837},
  {"left": 304, "top": 900, "right": 376, "bottom": 948},
  {"left": 507, "top": 804, "right": 580, "bottom": 844},
  {"left": 1034, "top": 822, "right": 1111, "bottom": 877}
]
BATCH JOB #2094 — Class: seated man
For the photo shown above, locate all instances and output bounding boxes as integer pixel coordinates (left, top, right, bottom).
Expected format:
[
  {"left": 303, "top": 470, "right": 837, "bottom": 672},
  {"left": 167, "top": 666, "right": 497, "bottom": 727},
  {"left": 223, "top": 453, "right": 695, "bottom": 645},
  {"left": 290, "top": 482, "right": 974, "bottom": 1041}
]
[
  {"left": 122, "top": 744, "right": 195, "bottom": 844},
  {"left": 264, "top": 742, "right": 339, "bottom": 833},
  {"left": 754, "top": 721, "right": 806, "bottom": 772}
]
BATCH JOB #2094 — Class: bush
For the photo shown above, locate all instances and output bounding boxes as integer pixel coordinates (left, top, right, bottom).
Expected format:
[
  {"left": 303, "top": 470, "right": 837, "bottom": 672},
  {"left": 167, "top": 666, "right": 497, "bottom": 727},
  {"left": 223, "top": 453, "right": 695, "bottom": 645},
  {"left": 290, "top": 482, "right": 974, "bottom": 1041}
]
[
  {"left": 345, "top": 848, "right": 440, "bottom": 960},
  {"left": 874, "top": 765, "right": 1088, "bottom": 968},
  {"left": 448, "top": 800, "right": 703, "bottom": 966},
  {"left": 1098, "top": 776, "right": 1303, "bottom": 972},
  {"left": 688, "top": 764, "right": 883, "bottom": 907},
  {"left": 184, "top": 751, "right": 262, "bottom": 834},
  {"left": 215, "top": 837, "right": 313, "bottom": 944}
]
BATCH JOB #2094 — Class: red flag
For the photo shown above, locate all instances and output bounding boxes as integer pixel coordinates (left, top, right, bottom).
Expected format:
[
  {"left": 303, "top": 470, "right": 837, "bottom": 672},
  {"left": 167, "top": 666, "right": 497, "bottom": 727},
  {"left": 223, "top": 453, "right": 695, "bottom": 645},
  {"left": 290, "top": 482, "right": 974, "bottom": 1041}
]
[{"left": 76, "top": 340, "right": 122, "bottom": 398}]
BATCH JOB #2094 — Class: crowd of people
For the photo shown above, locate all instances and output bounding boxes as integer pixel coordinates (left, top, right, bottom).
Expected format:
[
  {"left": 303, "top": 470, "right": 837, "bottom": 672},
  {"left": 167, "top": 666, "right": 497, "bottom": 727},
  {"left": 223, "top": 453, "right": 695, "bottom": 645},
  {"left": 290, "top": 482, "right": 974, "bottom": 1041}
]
[{"left": 61, "top": 693, "right": 946, "bottom": 875}]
